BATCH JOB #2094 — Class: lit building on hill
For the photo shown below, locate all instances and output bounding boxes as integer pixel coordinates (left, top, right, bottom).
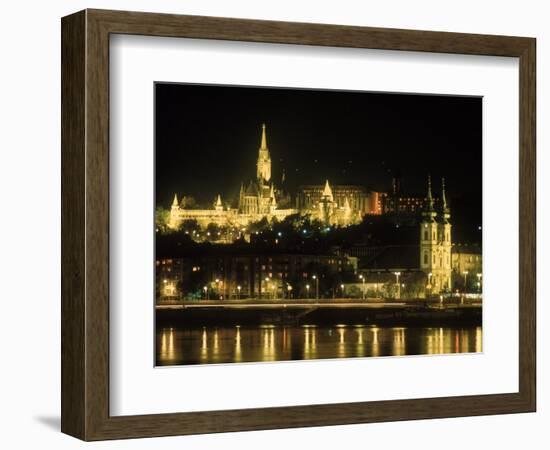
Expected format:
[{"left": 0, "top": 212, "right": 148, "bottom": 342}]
[{"left": 167, "top": 124, "right": 367, "bottom": 231}]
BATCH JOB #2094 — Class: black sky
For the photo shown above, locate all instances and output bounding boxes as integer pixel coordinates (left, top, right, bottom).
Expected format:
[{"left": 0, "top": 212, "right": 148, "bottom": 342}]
[{"left": 155, "top": 83, "right": 482, "bottom": 226}]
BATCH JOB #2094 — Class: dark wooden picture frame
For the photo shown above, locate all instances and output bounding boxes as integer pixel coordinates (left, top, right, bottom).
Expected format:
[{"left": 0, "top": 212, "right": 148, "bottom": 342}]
[{"left": 61, "top": 9, "right": 536, "bottom": 441}]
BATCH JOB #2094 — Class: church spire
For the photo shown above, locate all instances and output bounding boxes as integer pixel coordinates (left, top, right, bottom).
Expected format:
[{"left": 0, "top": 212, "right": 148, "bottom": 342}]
[
  {"left": 440, "top": 177, "right": 451, "bottom": 223},
  {"left": 172, "top": 193, "right": 179, "bottom": 208},
  {"left": 260, "top": 123, "right": 267, "bottom": 149},
  {"left": 422, "top": 175, "right": 436, "bottom": 222},
  {"left": 426, "top": 175, "right": 434, "bottom": 210},
  {"left": 269, "top": 183, "right": 277, "bottom": 210},
  {"left": 441, "top": 177, "right": 447, "bottom": 210},
  {"left": 322, "top": 180, "right": 334, "bottom": 202},
  {"left": 215, "top": 194, "right": 223, "bottom": 211},
  {"left": 257, "top": 123, "right": 271, "bottom": 182},
  {"left": 343, "top": 197, "right": 351, "bottom": 212}
]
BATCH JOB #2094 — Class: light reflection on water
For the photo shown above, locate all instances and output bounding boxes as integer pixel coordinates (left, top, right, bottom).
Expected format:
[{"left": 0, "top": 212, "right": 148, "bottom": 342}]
[{"left": 157, "top": 324, "right": 482, "bottom": 366}]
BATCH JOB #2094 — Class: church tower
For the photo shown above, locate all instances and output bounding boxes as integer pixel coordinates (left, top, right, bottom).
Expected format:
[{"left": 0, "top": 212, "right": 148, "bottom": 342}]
[
  {"left": 437, "top": 178, "right": 452, "bottom": 290},
  {"left": 256, "top": 123, "right": 271, "bottom": 182},
  {"left": 214, "top": 194, "right": 223, "bottom": 211},
  {"left": 420, "top": 176, "right": 440, "bottom": 291},
  {"left": 419, "top": 176, "right": 452, "bottom": 294},
  {"left": 319, "top": 180, "right": 335, "bottom": 224},
  {"left": 168, "top": 193, "right": 181, "bottom": 229}
]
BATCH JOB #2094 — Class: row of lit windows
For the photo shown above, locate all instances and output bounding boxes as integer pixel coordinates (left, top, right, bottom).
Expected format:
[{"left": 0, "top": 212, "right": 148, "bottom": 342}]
[
  {"left": 423, "top": 252, "right": 450, "bottom": 267},
  {"left": 158, "top": 258, "right": 345, "bottom": 273},
  {"left": 156, "top": 259, "right": 174, "bottom": 265},
  {"left": 423, "top": 230, "right": 450, "bottom": 241},
  {"left": 457, "top": 255, "right": 481, "bottom": 263}
]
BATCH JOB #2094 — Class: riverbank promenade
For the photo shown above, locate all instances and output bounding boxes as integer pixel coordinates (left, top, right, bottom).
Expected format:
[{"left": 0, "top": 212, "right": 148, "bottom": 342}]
[{"left": 157, "top": 297, "right": 482, "bottom": 310}]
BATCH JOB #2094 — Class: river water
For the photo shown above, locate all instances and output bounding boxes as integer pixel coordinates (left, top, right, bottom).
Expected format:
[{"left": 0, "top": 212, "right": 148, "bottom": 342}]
[{"left": 156, "top": 324, "right": 482, "bottom": 366}]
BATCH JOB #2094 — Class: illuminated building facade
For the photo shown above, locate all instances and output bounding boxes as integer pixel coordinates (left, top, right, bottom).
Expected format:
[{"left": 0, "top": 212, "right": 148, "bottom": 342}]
[
  {"left": 296, "top": 184, "right": 368, "bottom": 216},
  {"left": 168, "top": 124, "right": 298, "bottom": 230},
  {"left": 155, "top": 250, "right": 356, "bottom": 300},
  {"left": 419, "top": 176, "right": 452, "bottom": 293},
  {"left": 168, "top": 124, "right": 371, "bottom": 231},
  {"left": 156, "top": 258, "right": 184, "bottom": 300},
  {"left": 366, "top": 191, "right": 384, "bottom": 215},
  {"left": 359, "top": 177, "right": 453, "bottom": 296},
  {"left": 383, "top": 175, "right": 439, "bottom": 215},
  {"left": 451, "top": 243, "right": 482, "bottom": 290}
]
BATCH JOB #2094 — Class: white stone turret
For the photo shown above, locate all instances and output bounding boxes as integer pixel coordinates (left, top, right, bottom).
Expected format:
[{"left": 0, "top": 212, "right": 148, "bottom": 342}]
[
  {"left": 171, "top": 193, "right": 179, "bottom": 209},
  {"left": 319, "top": 180, "right": 335, "bottom": 224},
  {"left": 215, "top": 194, "right": 223, "bottom": 211},
  {"left": 168, "top": 193, "right": 181, "bottom": 229},
  {"left": 322, "top": 179, "right": 334, "bottom": 202}
]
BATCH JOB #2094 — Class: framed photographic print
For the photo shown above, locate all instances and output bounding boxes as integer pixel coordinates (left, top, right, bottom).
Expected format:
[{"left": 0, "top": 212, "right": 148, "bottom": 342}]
[{"left": 61, "top": 9, "right": 536, "bottom": 440}]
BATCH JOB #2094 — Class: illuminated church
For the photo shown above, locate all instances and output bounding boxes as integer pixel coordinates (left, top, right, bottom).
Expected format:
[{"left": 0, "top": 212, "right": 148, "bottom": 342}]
[
  {"left": 419, "top": 176, "right": 452, "bottom": 292},
  {"left": 168, "top": 124, "right": 363, "bottom": 230}
]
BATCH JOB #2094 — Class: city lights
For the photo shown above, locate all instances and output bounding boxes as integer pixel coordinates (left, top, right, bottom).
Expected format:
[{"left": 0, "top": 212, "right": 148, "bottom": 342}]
[{"left": 154, "top": 84, "right": 483, "bottom": 367}]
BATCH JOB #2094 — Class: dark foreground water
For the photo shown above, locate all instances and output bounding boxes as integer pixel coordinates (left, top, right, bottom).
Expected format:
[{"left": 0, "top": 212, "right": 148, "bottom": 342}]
[{"left": 156, "top": 324, "right": 482, "bottom": 366}]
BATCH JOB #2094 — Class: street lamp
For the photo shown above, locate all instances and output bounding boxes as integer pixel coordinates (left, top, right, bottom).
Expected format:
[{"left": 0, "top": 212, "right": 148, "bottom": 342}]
[
  {"left": 237, "top": 285, "right": 241, "bottom": 300},
  {"left": 306, "top": 284, "right": 310, "bottom": 299},
  {"left": 312, "top": 275, "right": 319, "bottom": 300},
  {"left": 340, "top": 283, "right": 345, "bottom": 298},
  {"left": 287, "top": 284, "right": 292, "bottom": 299},
  {"left": 393, "top": 272, "right": 401, "bottom": 299},
  {"left": 203, "top": 285, "right": 208, "bottom": 300},
  {"left": 462, "top": 271, "right": 469, "bottom": 292},
  {"left": 359, "top": 274, "right": 365, "bottom": 300}
]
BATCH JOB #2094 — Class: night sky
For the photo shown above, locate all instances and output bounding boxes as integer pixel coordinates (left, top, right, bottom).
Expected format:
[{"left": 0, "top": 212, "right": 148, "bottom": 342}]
[{"left": 155, "top": 83, "right": 482, "bottom": 227}]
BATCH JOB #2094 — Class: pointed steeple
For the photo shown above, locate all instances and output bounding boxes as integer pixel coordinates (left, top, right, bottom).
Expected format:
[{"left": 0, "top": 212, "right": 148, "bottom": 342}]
[
  {"left": 441, "top": 177, "right": 447, "bottom": 210},
  {"left": 171, "top": 193, "right": 179, "bottom": 208},
  {"left": 427, "top": 175, "right": 435, "bottom": 209},
  {"left": 269, "top": 184, "right": 277, "bottom": 210},
  {"left": 322, "top": 180, "right": 333, "bottom": 201},
  {"left": 422, "top": 175, "right": 436, "bottom": 222},
  {"left": 257, "top": 123, "right": 271, "bottom": 182},
  {"left": 343, "top": 197, "right": 351, "bottom": 210},
  {"left": 440, "top": 177, "right": 451, "bottom": 223},
  {"left": 215, "top": 194, "right": 223, "bottom": 211},
  {"left": 260, "top": 123, "right": 267, "bottom": 149}
]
